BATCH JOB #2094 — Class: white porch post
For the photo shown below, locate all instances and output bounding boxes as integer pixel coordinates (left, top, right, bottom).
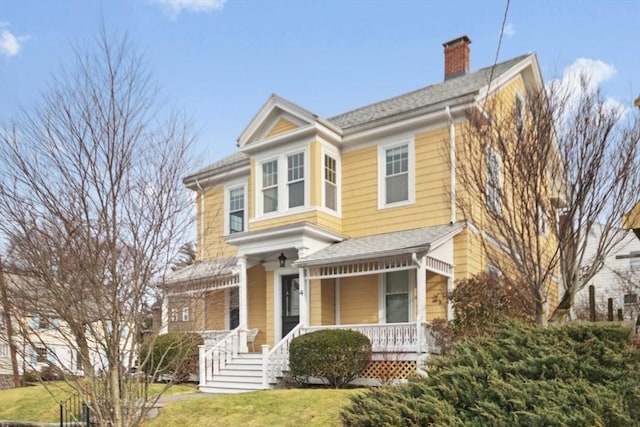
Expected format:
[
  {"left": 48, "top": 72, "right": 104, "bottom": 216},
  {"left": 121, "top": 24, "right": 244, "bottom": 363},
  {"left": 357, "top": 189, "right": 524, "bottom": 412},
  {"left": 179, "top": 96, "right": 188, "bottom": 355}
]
[
  {"left": 416, "top": 255, "right": 427, "bottom": 357},
  {"left": 297, "top": 247, "right": 309, "bottom": 327},
  {"left": 447, "top": 273, "right": 455, "bottom": 320},
  {"left": 160, "top": 294, "right": 168, "bottom": 334},
  {"left": 238, "top": 256, "right": 248, "bottom": 352}
]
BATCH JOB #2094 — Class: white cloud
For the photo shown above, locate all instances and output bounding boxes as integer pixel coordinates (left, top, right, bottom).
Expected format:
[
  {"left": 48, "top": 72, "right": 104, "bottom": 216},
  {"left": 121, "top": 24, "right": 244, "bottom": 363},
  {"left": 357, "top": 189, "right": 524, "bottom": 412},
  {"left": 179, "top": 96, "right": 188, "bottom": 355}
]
[
  {"left": 0, "top": 24, "right": 30, "bottom": 58},
  {"left": 151, "top": 0, "right": 226, "bottom": 19},
  {"left": 547, "top": 58, "right": 627, "bottom": 116},
  {"left": 503, "top": 23, "right": 515, "bottom": 37}
]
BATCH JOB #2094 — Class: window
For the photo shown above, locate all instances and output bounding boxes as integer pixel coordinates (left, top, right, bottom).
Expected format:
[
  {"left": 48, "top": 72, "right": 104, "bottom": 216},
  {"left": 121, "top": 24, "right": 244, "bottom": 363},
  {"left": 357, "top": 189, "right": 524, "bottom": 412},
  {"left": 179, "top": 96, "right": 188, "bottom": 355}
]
[
  {"left": 324, "top": 155, "right": 337, "bottom": 211},
  {"left": 385, "top": 271, "right": 410, "bottom": 323},
  {"left": 170, "top": 308, "right": 178, "bottom": 322},
  {"left": 36, "top": 347, "right": 48, "bottom": 363},
  {"left": 182, "top": 307, "right": 190, "bottom": 322},
  {"left": 0, "top": 343, "right": 8, "bottom": 358},
  {"left": 262, "top": 160, "right": 278, "bottom": 213},
  {"left": 385, "top": 145, "right": 409, "bottom": 204},
  {"left": 229, "top": 288, "right": 239, "bottom": 330},
  {"left": 486, "top": 146, "right": 502, "bottom": 215},
  {"left": 537, "top": 205, "right": 548, "bottom": 235},
  {"left": 75, "top": 351, "right": 83, "bottom": 371},
  {"left": 229, "top": 187, "right": 245, "bottom": 233},
  {"left": 287, "top": 153, "right": 305, "bottom": 208},
  {"left": 515, "top": 92, "right": 525, "bottom": 142}
]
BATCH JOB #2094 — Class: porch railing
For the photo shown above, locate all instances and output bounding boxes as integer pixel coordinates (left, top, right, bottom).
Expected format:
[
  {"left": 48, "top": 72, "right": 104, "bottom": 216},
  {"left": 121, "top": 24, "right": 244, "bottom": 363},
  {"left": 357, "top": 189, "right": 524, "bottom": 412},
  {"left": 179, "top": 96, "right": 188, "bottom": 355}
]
[
  {"left": 261, "top": 321, "right": 434, "bottom": 386},
  {"left": 199, "top": 326, "right": 242, "bottom": 385}
]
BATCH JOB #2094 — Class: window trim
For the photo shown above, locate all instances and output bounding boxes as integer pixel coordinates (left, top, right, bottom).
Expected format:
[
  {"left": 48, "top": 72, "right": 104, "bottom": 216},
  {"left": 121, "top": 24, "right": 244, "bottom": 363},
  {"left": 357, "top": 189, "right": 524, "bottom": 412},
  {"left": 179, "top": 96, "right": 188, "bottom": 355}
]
[
  {"left": 224, "top": 182, "right": 248, "bottom": 235},
  {"left": 486, "top": 145, "right": 502, "bottom": 216},
  {"left": 256, "top": 148, "right": 308, "bottom": 217},
  {"left": 515, "top": 90, "right": 525, "bottom": 142},
  {"left": 181, "top": 307, "right": 190, "bottom": 322},
  {"left": 287, "top": 152, "right": 305, "bottom": 209},
  {"left": 378, "top": 139, "right": 415, "bottom": 209},
  {"left": 378, "top": 270, "right": 414, "bottom": 323},
  {"left": 322, "top": 150, "right": 340, "bottom": 213},
  {"left": 0, "top": 342, "right": 8, "bottom": 358}
]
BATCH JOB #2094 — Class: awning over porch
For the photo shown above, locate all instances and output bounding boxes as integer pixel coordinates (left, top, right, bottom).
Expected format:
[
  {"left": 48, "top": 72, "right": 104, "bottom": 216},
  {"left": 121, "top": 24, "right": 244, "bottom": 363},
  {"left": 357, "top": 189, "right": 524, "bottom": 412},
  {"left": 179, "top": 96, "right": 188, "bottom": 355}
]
[
  {"left": 295, "top": 222, "right": 465, "bottom": 279},
  {"left": 161, "top": 257, "right": 240, "bottom": 295}
]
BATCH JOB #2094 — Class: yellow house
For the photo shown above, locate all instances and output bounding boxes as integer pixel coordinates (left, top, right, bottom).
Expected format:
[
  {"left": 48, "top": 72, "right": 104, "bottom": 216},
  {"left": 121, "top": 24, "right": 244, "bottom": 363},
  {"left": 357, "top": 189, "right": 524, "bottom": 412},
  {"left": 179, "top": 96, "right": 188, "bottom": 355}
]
[{"left": 162, "top": 35, "right": 547, "bottom": 393}]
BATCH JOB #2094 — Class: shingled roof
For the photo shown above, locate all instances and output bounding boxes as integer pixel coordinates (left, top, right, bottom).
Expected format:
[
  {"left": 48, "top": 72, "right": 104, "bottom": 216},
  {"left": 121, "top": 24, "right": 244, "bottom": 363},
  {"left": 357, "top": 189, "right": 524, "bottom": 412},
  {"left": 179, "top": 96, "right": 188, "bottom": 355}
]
[
  {"left": 186, "top": 53, "right": 533, "bottom": 181},
  {"left": 327, "top": 54, "right": 532, "bottom": 130}
]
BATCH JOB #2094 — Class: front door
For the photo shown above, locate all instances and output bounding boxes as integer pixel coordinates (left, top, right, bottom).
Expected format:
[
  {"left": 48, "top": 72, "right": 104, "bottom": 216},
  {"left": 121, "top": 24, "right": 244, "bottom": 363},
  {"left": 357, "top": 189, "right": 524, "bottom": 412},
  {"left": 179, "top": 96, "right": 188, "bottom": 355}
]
[{"left": 282, "top": 274, "right": 300, "bottom": 337}]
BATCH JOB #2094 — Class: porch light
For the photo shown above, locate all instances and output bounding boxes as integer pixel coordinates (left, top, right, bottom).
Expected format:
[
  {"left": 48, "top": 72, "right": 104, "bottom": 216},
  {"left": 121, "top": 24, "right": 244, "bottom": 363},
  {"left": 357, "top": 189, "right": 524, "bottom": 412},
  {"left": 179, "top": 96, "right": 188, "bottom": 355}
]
[{"left": 278, "top": 252, "right": 287, "bottom": 268}]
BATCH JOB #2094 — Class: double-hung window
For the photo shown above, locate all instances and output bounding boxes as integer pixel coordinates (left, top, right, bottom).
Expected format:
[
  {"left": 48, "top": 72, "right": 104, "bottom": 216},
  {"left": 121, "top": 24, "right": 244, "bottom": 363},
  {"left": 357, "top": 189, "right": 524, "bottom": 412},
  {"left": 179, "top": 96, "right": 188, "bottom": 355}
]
[
  {"left": 324, "top": 154, "right": 337, "bottom": 211},
  {"left": 287, "top": 153, "right": 305, "bottom": 208},
  {"left": 170, "top": 308, "right": 178, "bottom": 322},
  {"left": 0, "top": 343, "right": 8, "bottom": 358},
  {"left": 486, "top": 146, "right": 502, "bottom": 215},
  {"left": 182, "top": 307, "right": 190, "bottom": 322},
  {"left": 379, "top": 140, "right": 414, "bottom": 208},
  {"left": 515, "top": 92, "right": 525, "bottom": 142},
  {"left": 262, "top": 160, "right": 278, "bottom": 213},
  {"left": 229, "top": 187, "right": 245, "bottom": 234},
  {"left": 384, "top": 271, "right": 410, "bottom": 323}
]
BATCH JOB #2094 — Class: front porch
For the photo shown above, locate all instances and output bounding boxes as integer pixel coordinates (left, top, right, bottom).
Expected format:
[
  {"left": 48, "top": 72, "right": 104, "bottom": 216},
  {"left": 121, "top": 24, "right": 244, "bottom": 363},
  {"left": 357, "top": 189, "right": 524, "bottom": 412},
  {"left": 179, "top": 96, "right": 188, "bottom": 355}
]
[
  {"left": 197, "top": 320, "right": 439, "bottom": 393},
  {"left": 162, "top": 222, "right": 464, "bottom": 393}
]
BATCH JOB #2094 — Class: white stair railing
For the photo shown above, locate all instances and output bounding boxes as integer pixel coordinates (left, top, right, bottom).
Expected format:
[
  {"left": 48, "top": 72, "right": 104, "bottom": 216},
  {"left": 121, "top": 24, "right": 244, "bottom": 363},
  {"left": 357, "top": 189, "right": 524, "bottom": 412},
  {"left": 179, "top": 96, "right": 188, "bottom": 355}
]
[
  {"left": 262, "top": 324, "right": 305, "bottom": 387},
  {"left": 199, "top": 326, "right": 242, "bottom": 384}
]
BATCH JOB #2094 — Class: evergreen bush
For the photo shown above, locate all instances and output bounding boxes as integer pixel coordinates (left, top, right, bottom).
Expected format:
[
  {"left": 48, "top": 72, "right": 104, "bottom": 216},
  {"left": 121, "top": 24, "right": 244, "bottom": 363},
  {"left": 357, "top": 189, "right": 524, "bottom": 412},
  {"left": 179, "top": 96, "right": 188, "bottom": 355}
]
[
  {"left": 140, "top": 332, "right": 203, "bottom": 382},
  {"left": 342, "top": 321, "right": 640, "bottom": 426},
  {"left": 289, "top": 329, "right": 371, "bottom": 388}
]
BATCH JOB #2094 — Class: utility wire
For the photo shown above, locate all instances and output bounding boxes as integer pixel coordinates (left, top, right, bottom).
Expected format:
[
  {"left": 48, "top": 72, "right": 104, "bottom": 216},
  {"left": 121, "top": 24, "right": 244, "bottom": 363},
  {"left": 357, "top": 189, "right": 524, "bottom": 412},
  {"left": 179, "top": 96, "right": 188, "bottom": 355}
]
[{"left": 485, "top": 0, "right": 511, "bottom": 100}]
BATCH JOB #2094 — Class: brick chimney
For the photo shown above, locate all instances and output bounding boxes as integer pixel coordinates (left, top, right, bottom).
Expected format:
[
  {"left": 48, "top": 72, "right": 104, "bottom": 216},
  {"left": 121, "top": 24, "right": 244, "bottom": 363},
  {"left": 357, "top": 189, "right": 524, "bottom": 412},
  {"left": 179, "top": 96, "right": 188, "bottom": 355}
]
[{"left": 443, "top": 35, "right": 471, "bottom": 80}]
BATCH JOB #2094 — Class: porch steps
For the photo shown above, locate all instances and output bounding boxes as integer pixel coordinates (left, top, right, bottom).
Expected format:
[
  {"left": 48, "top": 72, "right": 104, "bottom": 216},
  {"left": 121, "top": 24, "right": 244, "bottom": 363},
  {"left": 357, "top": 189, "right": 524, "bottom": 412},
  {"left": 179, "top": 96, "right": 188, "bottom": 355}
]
[{"left": 200, "top": 352, "right": 267, "bottom": 394}]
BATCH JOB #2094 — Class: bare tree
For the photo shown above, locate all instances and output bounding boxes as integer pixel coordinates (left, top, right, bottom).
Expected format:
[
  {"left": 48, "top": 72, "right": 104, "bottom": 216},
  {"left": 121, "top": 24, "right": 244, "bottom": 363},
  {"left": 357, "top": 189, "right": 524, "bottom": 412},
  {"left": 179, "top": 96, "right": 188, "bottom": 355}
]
[
  {"left": 456, "top": 76, "right": 640, "bottom": 326},
  {"left": 0, "top": 30, "right": 194, "bottom": 426}
]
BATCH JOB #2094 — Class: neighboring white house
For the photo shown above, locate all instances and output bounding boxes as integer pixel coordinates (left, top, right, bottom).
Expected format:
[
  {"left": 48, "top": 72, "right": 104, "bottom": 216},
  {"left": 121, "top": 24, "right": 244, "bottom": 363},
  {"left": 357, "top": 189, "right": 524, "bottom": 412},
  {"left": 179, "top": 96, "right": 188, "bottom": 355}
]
[{"left": 574, "top": 224, "right": 640, "bottom": 321}]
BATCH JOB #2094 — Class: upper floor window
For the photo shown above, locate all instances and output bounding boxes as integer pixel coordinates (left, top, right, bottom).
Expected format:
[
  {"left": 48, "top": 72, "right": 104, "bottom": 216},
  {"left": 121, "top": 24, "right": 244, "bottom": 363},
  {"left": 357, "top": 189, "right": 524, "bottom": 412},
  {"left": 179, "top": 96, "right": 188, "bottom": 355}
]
[
  {"left": 0, "top": 343, "right": 8, "bottom": 358},
  {"left": 182, "top": 307, "right": 190, "bottom": 322},
  {"left": 515, "top": 92, "right": 525, "bottom": 142},
  {"left": 229, "top": 187, "right": 245, "bottom": 234},
  {"left": 287, "top": 153, "right": 304, "bottom": 208},
  {"left": 537, "top": 205, "right": 548, "bottom": 235},
  {"left": 170, "top": 308, "right": 178, "bottom": 322},
  {"left": 630, "top": 251, "right": 640, "bottom": 270},
  {"left": 379, "top": 140, "right": 415, "bottom": 208},
  {"left": 486, "top": 146, "right": 502, "bottom": 215},
  {"left": 262, "top": 160, "right": 278, "bottom": 214},
  {"left": 324, "top": 154, "right": 337, "bottom": 211}
]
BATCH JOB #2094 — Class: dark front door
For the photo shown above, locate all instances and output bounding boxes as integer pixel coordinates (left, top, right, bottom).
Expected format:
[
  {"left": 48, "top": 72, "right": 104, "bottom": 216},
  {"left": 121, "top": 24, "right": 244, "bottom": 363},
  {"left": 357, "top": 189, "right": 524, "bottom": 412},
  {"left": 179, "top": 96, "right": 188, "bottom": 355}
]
[{"left": 282, "top": 274, "right": 300, "bottom": 337}]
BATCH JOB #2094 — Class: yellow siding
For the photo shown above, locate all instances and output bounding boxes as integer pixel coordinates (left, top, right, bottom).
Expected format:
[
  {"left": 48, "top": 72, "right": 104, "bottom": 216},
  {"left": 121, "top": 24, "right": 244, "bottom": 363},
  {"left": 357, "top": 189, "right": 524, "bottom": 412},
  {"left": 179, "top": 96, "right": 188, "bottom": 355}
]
[
  {"left": 340, "top": 275, "right": 378, "bottom": 324},
  {"left": 201, "top": 186, "right": 237, "bottom": 261},
  {"left": 265, "top": 271, "right": 275, "bottom": 346},
  {"left": 309, "top": 278, "right": 336, "bottom": 326},
  {"left": 341, "top": 127, "right": 452, "bottom": 237},
  {"left": 249, "top": 209, "right": 342, "bottom": 234},
  {"left": 309, "top": 141, "right": 321, "bottom": 207},
  {"left": 265, "top": 117, "right": 299, "bottom": 138},
  {"left": 205, "top": 290, "right": 225, "bottom": 330},
  {"left": 426, "top": 273, "right": 447, "bottom": 321},
  {"left": 247, "top": 265, "right": 267, "bottom": 349}
]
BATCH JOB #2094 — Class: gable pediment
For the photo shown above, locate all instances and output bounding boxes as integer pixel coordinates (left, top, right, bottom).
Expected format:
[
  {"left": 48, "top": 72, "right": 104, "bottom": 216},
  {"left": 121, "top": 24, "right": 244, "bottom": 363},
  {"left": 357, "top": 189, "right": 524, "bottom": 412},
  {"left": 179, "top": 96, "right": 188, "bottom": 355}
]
[{"left": 237, "top": 94, "right": 318, "bottom": 150}]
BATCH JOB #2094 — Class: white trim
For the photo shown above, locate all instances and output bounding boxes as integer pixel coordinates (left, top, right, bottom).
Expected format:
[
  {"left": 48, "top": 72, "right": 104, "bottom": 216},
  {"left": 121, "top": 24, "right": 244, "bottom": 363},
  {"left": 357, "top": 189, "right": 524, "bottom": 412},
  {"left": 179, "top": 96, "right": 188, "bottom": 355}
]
[
  {"left": 377, "top": 138, "right": 415, "bottom": 210},
  {"left": 255, "top": 147, "right": 309, "bottom": 218},
  {"left": 378, "top": 271, "right": 415, "bottom": 323},
  {"left": 321, "top": 148, "right": 341, "bottom": 215},
  {"left": 224, "top": 181, "right": 248, "bottom": 235}
]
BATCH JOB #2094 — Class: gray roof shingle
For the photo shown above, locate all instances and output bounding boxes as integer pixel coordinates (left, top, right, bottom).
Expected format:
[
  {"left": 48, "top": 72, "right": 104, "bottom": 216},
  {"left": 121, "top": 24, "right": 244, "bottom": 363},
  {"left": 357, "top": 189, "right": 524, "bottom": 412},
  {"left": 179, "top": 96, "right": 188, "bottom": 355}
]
[
  {"left": 162, "top": 257, "right": 237, "bottom": 286},
  {"left": 296, "top": 223, "right": 465, "bottom": 266},
  {"left": 328, "top": 54, "right": 531, "bottom": 130},
  {"left": 184, "top": 151, "right": 249, "bottom": 184}
]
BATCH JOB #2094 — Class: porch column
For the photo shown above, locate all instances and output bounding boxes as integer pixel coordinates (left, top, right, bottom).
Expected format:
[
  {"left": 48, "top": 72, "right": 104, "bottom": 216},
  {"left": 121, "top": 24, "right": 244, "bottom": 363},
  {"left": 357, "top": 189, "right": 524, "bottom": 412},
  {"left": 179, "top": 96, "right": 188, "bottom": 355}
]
[
  {"left": 447, "top": 273, "right": 455, "bottom": 320},
  {"left": 297, "top": 247, "right": 309, "bottom": 327},
  {"left": 160, "top": 294, "right": 168, "bottom": 334},
  {"left": 417, "top": 255, "right": 427, "bottom": 323},
  {"left": 238, "top": 256, "right": 248, "bottom": 352}
]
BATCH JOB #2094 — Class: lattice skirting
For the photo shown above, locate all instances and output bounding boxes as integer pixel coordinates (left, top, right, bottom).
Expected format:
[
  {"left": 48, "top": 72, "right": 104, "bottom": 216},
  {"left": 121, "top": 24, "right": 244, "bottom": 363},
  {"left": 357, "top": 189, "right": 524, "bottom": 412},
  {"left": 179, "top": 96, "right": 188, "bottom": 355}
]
[{"left": 360, "top": 360, "right": 416, "bottom": 379}]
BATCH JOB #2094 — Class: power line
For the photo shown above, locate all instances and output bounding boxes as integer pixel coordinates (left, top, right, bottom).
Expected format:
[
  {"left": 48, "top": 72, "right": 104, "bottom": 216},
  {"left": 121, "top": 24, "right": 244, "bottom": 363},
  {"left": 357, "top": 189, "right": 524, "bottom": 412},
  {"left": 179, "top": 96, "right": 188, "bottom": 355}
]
[{"left": 486, "top": 0, "right": 511, "bottom": 99}]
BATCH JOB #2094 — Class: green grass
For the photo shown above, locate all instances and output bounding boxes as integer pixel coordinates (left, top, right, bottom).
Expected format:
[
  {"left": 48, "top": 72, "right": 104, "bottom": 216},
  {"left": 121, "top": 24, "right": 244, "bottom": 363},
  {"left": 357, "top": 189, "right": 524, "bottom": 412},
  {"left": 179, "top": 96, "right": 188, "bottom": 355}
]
[
  {"left": 0, "top": 381, "right": 198, "bottom": 423},
  {"left": 144, "top": 388, "right": 362, "bottom": 427}
]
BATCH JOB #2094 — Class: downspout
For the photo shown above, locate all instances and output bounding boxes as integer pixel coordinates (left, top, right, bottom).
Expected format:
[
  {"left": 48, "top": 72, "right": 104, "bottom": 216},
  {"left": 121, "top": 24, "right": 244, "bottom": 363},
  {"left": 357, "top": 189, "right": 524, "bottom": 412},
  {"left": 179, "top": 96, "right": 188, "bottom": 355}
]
[{"left": 446, "top": 106, "right": 456, "bottom": 224}]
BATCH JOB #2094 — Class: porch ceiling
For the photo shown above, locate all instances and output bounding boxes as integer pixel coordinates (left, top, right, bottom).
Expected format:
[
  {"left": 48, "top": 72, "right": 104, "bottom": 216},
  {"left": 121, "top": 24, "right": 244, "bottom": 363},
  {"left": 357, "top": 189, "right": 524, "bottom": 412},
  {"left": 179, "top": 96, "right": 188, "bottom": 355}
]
[{"left": 295, "top": 222, "right": 465, "bottom": 268}]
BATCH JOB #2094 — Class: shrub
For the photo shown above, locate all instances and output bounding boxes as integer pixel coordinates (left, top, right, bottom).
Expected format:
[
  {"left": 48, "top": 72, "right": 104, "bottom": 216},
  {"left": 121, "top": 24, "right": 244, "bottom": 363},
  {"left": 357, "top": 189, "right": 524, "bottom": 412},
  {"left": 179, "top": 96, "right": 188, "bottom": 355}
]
[
  {"left": 342, "top": 321, "right": 640, "bottom": 426},
  {"left": 140, "top": 332, "right": 203, "bottom": 382},
  {"left": 289, "top": 329, "right": 371, "bottom": 388}
]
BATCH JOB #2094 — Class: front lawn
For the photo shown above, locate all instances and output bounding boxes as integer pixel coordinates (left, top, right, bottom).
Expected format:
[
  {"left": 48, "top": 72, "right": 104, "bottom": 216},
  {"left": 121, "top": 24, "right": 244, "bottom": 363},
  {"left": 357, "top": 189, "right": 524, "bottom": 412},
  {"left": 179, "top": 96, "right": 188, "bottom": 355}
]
[
  {"left": 144, "top": 388, "right": 362, "bottom": 427},
  {"left": 0, "top": 381, "right": 197, "bottom": 423}
]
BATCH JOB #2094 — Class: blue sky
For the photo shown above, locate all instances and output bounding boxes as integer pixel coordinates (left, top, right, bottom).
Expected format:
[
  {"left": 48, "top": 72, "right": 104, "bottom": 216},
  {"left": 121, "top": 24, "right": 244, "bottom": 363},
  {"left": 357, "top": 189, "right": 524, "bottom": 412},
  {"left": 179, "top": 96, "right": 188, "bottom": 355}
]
[{"left": 1, "top": 0, "right": 638, "bottom": 168}]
